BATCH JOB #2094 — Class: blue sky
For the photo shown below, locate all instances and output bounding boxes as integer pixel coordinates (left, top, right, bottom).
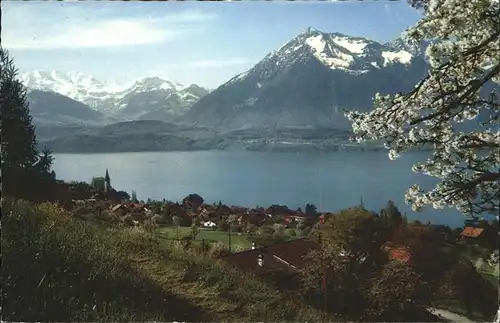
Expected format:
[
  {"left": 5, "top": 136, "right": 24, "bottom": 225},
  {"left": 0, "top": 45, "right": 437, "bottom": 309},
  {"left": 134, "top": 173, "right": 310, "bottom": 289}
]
[{"left": 3, "top": 1, "right": 421, "bottom": 88}]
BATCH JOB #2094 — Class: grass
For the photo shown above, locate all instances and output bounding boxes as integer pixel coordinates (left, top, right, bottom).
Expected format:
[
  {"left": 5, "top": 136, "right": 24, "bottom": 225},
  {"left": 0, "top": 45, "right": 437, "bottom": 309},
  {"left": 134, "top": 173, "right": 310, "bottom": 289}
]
[
  {"left": 1, "top": 199, "right": 342, "bottom": 322},
  {"left": 155, "top": 226, "right": 303, "bottom": 250},
  {"left": 430, "top": 243, "right": 498, "bottom": 322},
  {"left": 156, "top": 227, "right": 254, "bottom": 249},
  {"left": 456, "top": 243, "right": 499, "bottom": 287}
]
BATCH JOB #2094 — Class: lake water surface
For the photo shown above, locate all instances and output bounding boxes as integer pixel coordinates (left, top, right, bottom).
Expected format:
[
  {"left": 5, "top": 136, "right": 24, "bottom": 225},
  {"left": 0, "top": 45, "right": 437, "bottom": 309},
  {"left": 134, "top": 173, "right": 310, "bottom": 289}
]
[{"left": 53, "top": 150, "right": 466, "bottom": 228}]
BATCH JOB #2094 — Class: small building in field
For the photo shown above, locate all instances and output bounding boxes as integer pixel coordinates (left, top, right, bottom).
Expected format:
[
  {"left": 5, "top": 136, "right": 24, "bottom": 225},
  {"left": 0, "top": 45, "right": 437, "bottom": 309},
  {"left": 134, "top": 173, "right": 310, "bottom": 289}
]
[{"left": 203, "top": 221, "right": 217, "bottom": 228}]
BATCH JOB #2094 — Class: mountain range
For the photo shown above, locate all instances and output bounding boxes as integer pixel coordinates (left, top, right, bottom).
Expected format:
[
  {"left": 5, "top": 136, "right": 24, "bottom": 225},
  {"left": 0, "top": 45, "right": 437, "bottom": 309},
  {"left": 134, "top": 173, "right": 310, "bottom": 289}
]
[
  {"left": 22, "top": 28, "right": 430, "bottom": 136},
  {"left": 21, "top": 71, "right": 210, "bottom": 125}
]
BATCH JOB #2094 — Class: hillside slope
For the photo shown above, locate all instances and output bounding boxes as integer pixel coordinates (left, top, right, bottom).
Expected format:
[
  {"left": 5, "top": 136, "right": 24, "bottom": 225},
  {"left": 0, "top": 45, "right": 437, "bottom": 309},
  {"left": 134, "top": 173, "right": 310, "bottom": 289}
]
[
  {"left": 27, "top": 89, "right": 107, "bottom": 126},
  {"left": 1, "top": 199, "right": 341, "bottom": 322}
]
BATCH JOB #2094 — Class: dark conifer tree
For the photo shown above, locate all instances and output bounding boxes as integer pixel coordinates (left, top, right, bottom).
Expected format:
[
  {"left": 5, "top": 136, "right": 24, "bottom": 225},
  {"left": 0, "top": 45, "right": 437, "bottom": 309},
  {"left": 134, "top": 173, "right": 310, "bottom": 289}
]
[{"left": 1, "top": 47, "right": 56, "bottom": 201}]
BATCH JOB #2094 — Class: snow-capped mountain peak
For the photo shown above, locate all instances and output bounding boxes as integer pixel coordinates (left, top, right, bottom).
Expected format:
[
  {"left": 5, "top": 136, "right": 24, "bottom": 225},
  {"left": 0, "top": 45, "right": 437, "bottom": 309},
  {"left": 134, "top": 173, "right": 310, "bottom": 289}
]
[
  {"left": 260, "top": 28, "right": 417, "bottom": 77},
  {"left": 20, "top": 70, "right": 209, "bottom": 120},
  {"left": 187, "top": 28, "right": 429, "bottom": 131},
  {"left": 329, "top": 34, "right": 370, "bottom": 54},
  {"left": 21, "top": 70, "right": 126, "bottom": 96},
  {"left": 129, "top": 76, "right": 185, "bottom": 93},
  {"left": 66, "top": 71, "right": 104, "bottom": 88}
]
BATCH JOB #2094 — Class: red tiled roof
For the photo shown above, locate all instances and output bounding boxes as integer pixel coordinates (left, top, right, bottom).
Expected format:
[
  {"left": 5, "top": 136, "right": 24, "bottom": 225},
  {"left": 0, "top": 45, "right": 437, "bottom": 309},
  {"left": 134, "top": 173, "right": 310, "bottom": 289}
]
[
  {"left": 389, "top": 247, "right": 411, "bottom": 263},
  {"left": 381, "top": 242, "right": 412, "bottom": 263},
  {"left": 111, "top": 204, "right": 125, "bottom": 212},
  {"left": 460, "top": 226, "right": 484, "bottom": 238}
]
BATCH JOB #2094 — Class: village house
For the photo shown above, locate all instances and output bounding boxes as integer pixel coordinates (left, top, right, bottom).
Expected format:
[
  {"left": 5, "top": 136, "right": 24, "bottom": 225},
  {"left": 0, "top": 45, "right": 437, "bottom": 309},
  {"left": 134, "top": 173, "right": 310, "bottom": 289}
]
[
  {"left": 221, "top": 238, "right": 409, "bottom": 291},
  {"left": 161, "top": 202, "right": 187, "bottom": 218},
  {"left": 221, "top": 238, "right": 319, "bottom": 277},
  {"left": 458, "top": 226, "right": 484, "bottom": 242},
  {"left": 248, "top": 207, "right": 266, "bottom": 217},
  {"left": 381, "top": 242, "right": 412, "bottom": 263},
  {"left": 230, "top": 206, "right": 248, "bottom": 215},
  {"left": 199, "top": 206, "right": 212, "bottom": 221},
  {"left": 109, "top": 202, "right": 151, "bottom": 222},
  {"left": 202, "top": 220, "right": 217, "bottom": 228},
  {"left": 265, "top": 204, "right": 295, "bottom": 216},
  {"left": 215, "top": 204, "right": 233, "bottom": 216}
]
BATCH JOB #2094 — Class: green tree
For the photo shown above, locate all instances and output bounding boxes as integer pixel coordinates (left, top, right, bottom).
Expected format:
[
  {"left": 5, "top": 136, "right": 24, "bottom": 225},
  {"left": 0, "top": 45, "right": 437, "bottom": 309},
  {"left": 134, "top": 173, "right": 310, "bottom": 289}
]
[
  {"left": 192, "top": 217, "right": 201, "bottom": 227},
  {"left": 1, "top": 48, "right": 56, "bottom": 201},
  {"left": 301, "top": 208, "right": 389, "bottom": 317},
  {"left": 296, "top": 221, "right": 306, "bottom": 232},
  {"left": 479, "top": 218, "right": 500, "bottom": 250},
  {"left": 227, "top": 214, "right": 239, "bottom": 226},
  {"left": 365, "top": 260, "right": 432, "bottom": 321},
  {"left": 131, "top": 190, "right": 138, "bottom": 203},
  {"left": 245, "top": 223, "right": 257, "bottom": 235},
  {"left": 1, "top": 48, "right": 38, "bottom": 171},
  {"left": 90, "top": 177, "right": 106, "bottom": 191},
  {"left": 217, "top": 220, "right": 229, "bottom": 232},
  {"left": 359, "top": 196, "right": 365, "bottom": 209},
  {"left": 172, "top": 215, "right": 182, "bottom": 227},
  {"left": 258, "top": 225, "right": 275, "bottom": 236},
  {"left": 273, "top": 223, "right": 286, "bottom": 237},
  {"left": 149, "top": 201, "right": 163, "bottom": 215},
  {"left": 402, "top": 212, "right": 408, "bottom": 228},
  {"left": 305, "top": 203, "right": 318, "bottom": 217},
  {"left": 317, "top": 208, "right": 388, "bottom": 267},
  {"left": 379, "top": 200, "right": 403, "bottom": 233},
  {"left": 35, "top": 147, "right": 54, "bottom": 174},
  {"left": 191, "top": 223, "right": 199, "bottom": 240}
]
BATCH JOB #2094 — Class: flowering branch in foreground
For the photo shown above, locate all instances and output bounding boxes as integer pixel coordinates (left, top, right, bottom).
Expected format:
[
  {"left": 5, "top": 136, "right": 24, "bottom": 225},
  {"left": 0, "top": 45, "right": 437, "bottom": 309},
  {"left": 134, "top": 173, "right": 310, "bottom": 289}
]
[{"left": 345, "top": 0, "right": 500, "bottom": 218}]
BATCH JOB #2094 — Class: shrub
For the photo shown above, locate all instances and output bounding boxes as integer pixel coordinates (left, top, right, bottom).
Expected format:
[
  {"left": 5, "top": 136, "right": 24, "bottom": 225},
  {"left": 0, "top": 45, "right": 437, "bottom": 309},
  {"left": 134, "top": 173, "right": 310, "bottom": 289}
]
[
  {"left": 257, "top": 225, "right": 274, "bottom": 236},
  {"left": 72, "top": 206, "right": 93, "bottom": 217},
  {"left": 143, "top": 218, "right": 157, "bottom": 233},
  {"left": 217, "top": 220, "right": 229, "bottom": 232},
  {"left": 209, "top": 242, "right": 231, "bottom": 258},
  {"left": 151, "top": 214, "right": 164, "bottom": 225},
  {"left": 120, "top": 214, "right": 134, "bottom": 226}
]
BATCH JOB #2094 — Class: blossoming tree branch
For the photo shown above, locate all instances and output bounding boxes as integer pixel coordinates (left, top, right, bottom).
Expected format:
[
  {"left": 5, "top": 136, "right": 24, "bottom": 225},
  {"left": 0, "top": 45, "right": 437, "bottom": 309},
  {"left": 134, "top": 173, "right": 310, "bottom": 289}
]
[{"left": 346, "top": 0, "right": 499, "bottom": 218}]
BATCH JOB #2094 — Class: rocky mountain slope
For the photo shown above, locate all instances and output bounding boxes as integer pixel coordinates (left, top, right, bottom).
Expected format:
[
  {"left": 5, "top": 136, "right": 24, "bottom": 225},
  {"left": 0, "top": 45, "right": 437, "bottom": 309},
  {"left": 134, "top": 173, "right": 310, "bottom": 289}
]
[
  {"left": 20, "top": 71, "right": 209, "bottom": 122},
  {"left": 26, "top": 90, "right": 108, "bottom": 126},
  {"left": 181, "top": 28, "right": 429, "bottom": 130}
]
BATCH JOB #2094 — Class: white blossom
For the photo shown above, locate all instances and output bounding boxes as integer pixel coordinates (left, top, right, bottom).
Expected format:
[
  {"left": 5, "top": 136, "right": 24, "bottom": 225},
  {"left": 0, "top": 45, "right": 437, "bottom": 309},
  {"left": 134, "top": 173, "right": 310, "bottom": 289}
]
[{"left": 346, "top": 0, "right": 500, "bottom": 218}]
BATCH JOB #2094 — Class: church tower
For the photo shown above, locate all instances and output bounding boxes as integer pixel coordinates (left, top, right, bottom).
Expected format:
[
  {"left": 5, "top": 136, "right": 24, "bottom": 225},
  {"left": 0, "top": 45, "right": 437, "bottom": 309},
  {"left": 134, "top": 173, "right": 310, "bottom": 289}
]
[{"left": 104, "top": 168, "right": 111, "bottom": 193}]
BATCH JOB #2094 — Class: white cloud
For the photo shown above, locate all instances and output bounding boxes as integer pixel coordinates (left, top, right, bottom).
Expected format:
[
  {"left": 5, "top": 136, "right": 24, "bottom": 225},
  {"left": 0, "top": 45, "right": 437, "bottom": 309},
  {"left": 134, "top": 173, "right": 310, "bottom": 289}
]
[
  {"left": 2, "top": 3, "right": 216, "bottom": 50},
  {"left": 160, "top": 58, "right": 250, "bottom": 69},
  {"left": 10, "top": 20, "right": 183, "bottom": 50}
]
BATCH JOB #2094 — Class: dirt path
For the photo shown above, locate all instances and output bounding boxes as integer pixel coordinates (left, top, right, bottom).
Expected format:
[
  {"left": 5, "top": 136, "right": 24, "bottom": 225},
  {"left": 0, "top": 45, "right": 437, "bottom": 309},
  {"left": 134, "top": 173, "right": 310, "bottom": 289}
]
[{"left": 427, "top": 307, "right": 478, "bottom": 322}]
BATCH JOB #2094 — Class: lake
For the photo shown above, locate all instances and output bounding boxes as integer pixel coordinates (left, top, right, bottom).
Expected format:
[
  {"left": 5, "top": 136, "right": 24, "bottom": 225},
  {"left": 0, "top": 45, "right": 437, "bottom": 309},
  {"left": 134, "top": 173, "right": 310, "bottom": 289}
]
[{"left": 53, "top": 150, "right": 467, "bottom": 228}]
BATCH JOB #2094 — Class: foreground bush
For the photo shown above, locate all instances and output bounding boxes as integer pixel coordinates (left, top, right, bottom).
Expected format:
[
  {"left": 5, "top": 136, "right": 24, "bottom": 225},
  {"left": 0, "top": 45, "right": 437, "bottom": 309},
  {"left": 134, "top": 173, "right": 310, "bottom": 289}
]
[{"left": 1, "top": 199, "right": 339, "bottom": 322}]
